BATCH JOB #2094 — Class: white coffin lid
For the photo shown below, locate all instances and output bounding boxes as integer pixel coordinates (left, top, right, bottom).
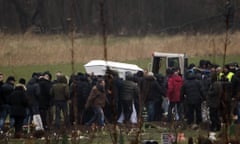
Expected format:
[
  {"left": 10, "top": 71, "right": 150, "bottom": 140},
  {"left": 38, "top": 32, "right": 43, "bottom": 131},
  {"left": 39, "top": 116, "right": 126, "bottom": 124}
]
[{"left": 84, "top": 60, "right": 143, "bottom": 78}]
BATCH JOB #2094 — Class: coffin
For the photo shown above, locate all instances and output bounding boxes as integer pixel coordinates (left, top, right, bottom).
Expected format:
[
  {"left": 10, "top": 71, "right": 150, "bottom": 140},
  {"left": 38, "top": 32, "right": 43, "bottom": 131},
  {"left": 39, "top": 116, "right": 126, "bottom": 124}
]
[{"left": 84, "top": 60, "right": 143, "bottom": 79}]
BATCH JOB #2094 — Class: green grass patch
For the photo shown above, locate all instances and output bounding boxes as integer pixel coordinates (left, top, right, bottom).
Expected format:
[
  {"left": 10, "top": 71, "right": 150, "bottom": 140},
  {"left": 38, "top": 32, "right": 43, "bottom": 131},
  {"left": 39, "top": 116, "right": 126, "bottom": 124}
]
[
  {"left": 0, "top": 63, "right": 85, "bottom": 81},
  {"left": 0, "top": 55, "right": 239, "bottom": 82}
]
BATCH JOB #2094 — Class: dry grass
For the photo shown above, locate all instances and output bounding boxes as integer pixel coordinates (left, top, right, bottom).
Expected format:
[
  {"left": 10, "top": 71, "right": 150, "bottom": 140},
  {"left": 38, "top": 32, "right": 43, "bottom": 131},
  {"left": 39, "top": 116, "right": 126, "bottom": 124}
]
[{"left": 0, "top": 32, "right": 240, "bottom": 66}]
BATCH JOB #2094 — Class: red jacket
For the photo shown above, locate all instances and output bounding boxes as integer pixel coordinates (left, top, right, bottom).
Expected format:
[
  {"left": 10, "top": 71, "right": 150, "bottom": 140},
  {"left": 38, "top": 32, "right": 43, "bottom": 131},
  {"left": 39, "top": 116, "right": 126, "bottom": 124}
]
[{"left": 167, "top": 75, "right": 183, "bottom": 102}]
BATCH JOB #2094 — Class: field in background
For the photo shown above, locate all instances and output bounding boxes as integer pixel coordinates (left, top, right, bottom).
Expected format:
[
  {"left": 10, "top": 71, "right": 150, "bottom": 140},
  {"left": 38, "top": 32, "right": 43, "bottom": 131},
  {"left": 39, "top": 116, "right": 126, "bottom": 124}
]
[{"left": 0, "top": 32, "right": 240, "bottom": 80}]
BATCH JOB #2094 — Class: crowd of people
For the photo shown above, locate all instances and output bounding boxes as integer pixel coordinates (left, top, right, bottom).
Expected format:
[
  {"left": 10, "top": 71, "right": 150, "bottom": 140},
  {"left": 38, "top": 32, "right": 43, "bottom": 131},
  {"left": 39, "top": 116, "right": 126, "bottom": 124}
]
[{"left": 0, "top": 60, "right": 240, "bottom": 138}]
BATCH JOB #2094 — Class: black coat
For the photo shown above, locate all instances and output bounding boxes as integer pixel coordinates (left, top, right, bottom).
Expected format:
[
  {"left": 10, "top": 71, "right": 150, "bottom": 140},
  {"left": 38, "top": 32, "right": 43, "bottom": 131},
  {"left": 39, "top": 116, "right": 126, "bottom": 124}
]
[
  {"left": 207, "top": 81, "right": 222, "bottom": 108},
  {"left": 143, "top": 76, "right": 164, "bottom": 103},
  {"left": 38, "top": 78, "right": 52, "bottom": 109},
  {"left": 9, "top": 86, "right": 29, "bottom": 117},
  {"left": 26, "top": 77, "right": 40, "bottom": 106},
  {"left": 119, "top": 80, "right": 139, "bottom": 101},
  {"left": 70, "top": 77, "right": 91, "bottom": 105},
  {"left": 0, "top": 82, "right": 14, "bottom": 105},
  {"left": 181, "top": 78, "right": 204, "bottom": 104}
]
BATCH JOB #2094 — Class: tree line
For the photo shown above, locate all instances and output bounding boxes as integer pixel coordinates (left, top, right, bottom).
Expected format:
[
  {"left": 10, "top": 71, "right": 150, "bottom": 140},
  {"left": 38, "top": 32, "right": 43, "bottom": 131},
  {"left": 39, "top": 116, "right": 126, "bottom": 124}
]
[{"left": 0, "top": 0, "right": 239, "bottom": 34}]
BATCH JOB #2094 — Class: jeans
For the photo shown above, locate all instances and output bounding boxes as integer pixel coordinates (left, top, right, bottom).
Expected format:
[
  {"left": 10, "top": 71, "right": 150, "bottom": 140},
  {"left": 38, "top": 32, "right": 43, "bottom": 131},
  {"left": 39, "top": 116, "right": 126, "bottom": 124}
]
[
  {"left": 147, "top": 101, "right": 155, "bottom": 122},
  {"left": 23, "top": 108, "right": 31, "bottom": 125},
  {"left": 86, "top": 106, "right": 105, "bottom": 126},
  {"left": 55, "top": 101, "right": 69, "bottom": 128},
  {"left": 0, "top": 105, "right": 14, "bottom": 130}
]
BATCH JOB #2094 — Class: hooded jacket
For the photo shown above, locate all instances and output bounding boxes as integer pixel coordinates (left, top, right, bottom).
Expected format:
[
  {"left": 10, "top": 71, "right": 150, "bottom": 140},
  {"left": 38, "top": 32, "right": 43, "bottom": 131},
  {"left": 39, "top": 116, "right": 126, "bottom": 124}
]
[
  {"left": 9, "top": 85, "right": 29, "bottom": 116},
  {"left": 85, "top": 83, "right": 107, "bottom": 108},
  {"left": 181, "top": 73, "right": 204, "bottom": 104},
  {"left": 166, "top": 74, "right": 183, "bottom": 102}
]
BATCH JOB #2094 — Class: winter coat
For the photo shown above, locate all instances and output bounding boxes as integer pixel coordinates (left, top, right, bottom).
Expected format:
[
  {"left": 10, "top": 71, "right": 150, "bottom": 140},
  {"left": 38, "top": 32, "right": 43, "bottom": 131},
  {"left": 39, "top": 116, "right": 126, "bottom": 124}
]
[
  {"left": 85, "top": 84, "right": 107, "bottom": 108},
  {"left": 26, "top": 77, "right": 40, "bottom": 107},
  {"left": 38, "top": 78, "right": 52, "bottom": 109},
  {"left": 207, "top": 81, "right": 222, "bottom": 108},
  {"left": 0, "top": 82, "right": 15, "bottom": 105},
  {"left": 142, "top": 75, "right": 164, "bottom": 103},
  {"left": 50, "top": 82, "right": 69, "bottom": 101},
  {"left": 70, "top": 76, "right": 91, "bottom": 105},
  {"left": 166, "top": 75, "right": 183, "bottom": 102},
  {"left": 181, "top": 75, "right": 204, "bottom": 104},
  {"left": 119, "top": 79, "right": 139, "bottom": 101},
  {"left": 9, "top": 85, "right": 29, "bottom": 117}
]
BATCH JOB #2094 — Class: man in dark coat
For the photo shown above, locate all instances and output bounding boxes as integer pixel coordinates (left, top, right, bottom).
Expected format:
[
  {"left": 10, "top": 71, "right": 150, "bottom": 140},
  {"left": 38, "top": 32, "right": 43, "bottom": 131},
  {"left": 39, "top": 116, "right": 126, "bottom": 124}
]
[
  {"left": 9, "top": 84, "right": 29, "bottom": 137},
  {"left": 142, "top": 73, "right": 165, "bottom": 122},
  {"left": 50, "top": 75, "right": 69, "bottom": 129},
  {"left": 118, "top": 72, "right": 139, "bottom": 124},
  {"left": 38, "top": 72, "right": 53, "bottom": 130},
  {"left": 207, "top": 72, "right": 222, "bottom": 132},
  {"left": 26, "top": 73, "right": 41, "bottom": 126},
  {"left": 70, "top": 74, "right": 91, "bottom": 125},
  {"left": 0, "top": 76, "right": 15, "bottom": 131},
  {"left": 181, "top": 72, "right": 204, "bottom": 126}
]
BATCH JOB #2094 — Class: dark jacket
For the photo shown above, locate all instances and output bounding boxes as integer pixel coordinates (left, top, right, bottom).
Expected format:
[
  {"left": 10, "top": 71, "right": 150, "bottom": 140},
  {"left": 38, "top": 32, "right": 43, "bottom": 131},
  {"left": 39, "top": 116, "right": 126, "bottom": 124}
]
[
  {"left": 85, "top": 84, "right": 107, "bottom": 108},
  {"left": 119, "top": 79, "right": 138, "bottom": 101},
  {"left": 38, "top": 78, "right": 52, "bottom": 109},
  {"left": 143, "top": 76, "right": 164, "bottom": 103},
  {"left": 181, "top": 74, "right": 204, "bottom": 104},
  {"left": 70, "top": 75, "right": 91, "bottom": 105},
  {"left": 9, "top": 85, "right": 29, "bottom": 117},
  {"left": 207, "top": 81, "right": 222, "bottom": 108},
  {"left": 26, "top": 77, "right": 40, "bottom": 106},
  {"left": 0, "top": 82, "right": 15, "bottom": 105}
]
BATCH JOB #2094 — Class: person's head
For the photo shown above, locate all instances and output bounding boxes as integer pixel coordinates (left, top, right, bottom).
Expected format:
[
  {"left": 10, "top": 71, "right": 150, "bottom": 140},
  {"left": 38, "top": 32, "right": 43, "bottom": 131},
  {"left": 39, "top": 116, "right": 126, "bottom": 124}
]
[
  {"left": 57, "top": 75, "right": 67, "bottom": 84},
  {"left": 96, "top": 78, "right": 105, "bottom": 92},
  {"left": 166, "top": 68, "right": 174, "bottom": 76},
  {"left": 19, "top": 78, "right": 26, "bottom": 85},
  {"left": 216, "top": 66, "right": 222, "bottom": 73},
  {"left": 173, "top": 67, "right": 181, "bottom": 75},
  {"left": 43, "top": 71, "right": 52, "bottom": 81},
  {"left": 97, "top": 78, "right": 105, "bottom": 87},
  {"left": 6, "top": 76, "right": 16, "bottom": 84},
  {"left": 55, "top": 71, "right": 62, "bottom": 80}
]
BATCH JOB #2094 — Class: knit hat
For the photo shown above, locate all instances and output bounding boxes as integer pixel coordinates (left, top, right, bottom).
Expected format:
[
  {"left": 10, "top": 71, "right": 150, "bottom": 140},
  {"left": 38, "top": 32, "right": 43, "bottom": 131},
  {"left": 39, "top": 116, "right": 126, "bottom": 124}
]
[{"left": 6, "top": 76, "right": 16, "bottom": 82}]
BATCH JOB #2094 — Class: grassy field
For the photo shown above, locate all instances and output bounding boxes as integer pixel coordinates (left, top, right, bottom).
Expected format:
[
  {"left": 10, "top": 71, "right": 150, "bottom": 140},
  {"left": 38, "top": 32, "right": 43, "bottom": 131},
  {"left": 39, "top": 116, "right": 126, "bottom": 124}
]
[
  {"left": 0, "top": 32, "right": 240, "bottom": 80},
  {"left": 0, "top": 33, "right": 240, "bottom": 143}
]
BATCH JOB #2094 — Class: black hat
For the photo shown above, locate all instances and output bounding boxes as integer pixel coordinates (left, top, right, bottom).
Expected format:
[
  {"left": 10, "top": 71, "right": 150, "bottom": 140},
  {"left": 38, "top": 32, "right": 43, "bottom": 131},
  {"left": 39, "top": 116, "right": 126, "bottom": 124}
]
[
  {"left": 19, "top": 78, "right": 26, "bottom": 85},
  {"left": 6, "top": 76, "right": 16, "bottom": 82}
]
